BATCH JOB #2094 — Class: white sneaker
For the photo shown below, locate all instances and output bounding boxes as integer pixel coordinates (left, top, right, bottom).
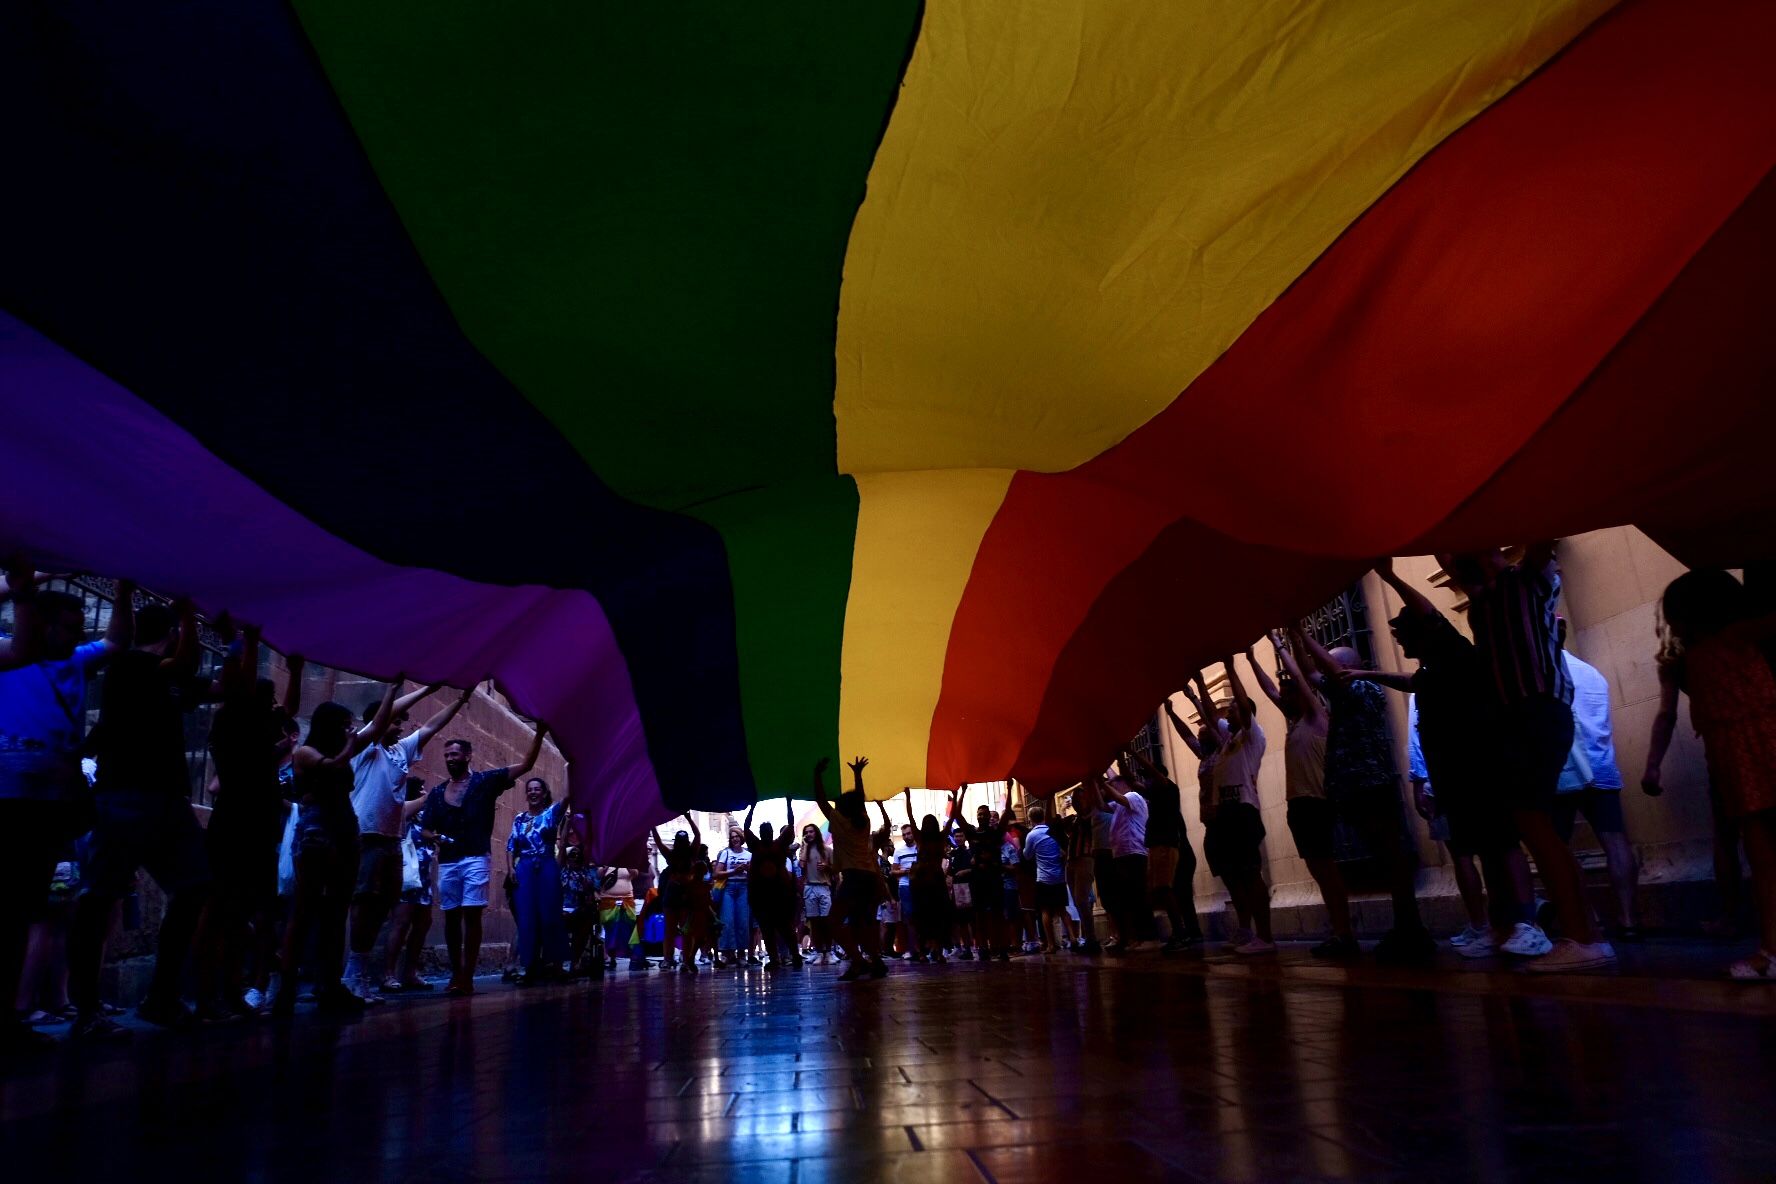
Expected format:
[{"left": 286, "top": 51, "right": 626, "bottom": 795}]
[
  {"left": 1525, "top": 939, "right": 1617, "bottom": 973},
  {"left": 1501, "top": 923, "right": 1554, "bottom": 957},
  {"left": 1232, "top": 937, "right": 1277, "bottom": 955},
  {"left": 1456, "top": 930, "right": 1498, "bottom": 959},
  {"left": 1450, "top": 924, "right": 1485, "bottom": 948}
]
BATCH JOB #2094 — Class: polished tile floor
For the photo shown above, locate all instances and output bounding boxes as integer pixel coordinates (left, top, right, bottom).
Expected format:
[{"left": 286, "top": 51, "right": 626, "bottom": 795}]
[{"left": 6, "top": 943, "right": 1776, "bottom": 1183}]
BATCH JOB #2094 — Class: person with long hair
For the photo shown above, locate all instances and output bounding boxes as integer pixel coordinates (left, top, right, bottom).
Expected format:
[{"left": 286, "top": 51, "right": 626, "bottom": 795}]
[
  {"left": 274, "top": 683, "right": 399, "bottom": 1016},
  {"left": 812, "top": 757, "right": 888, "bottom": 981},
  {"left": 711, "top": 824, "right": 755, "bottom": 968},
  {"left": 649, "top": 816, "right": 708, "bottom": 974},
  {"left": 901, "top": 789, "right": 953, "bottom": 963},
  {"left": 798, "top": 819, "right": 836, "bottom": 964},
  {"left": 506, "top": 775, "right": 569, "bottom": 984},
  {"left": 950, "top": 785, "right": 1013, "bottom": 961},
  {"left": 1645, "top": 569, "right": 1776, "bottom": 980},
  {"left": 743, "top": 798, "right": 800, "bottom": 970}
]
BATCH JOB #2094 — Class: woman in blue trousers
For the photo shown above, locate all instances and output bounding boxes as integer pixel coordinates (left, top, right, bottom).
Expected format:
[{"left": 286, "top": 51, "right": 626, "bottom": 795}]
[{"left": 506, "top": 777, "right": 569, "bottom": 983}]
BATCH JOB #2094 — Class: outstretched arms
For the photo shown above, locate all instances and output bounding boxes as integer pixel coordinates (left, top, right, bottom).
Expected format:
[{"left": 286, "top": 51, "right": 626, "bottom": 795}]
[{"left": 411, "top": 686, "right": 472, "bottom": 751}]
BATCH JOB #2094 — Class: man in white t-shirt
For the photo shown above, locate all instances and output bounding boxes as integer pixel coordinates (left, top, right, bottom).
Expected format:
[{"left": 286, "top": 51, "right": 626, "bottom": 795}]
[
  {"left": 343, "top": 684, "right": 471, "bottom": 998},
  {"left": 1, "top": 570, "right": 132, "bottom": 1050},
  {"left": 1100, "top": 771, "right": 1150, "bottom": 952}
]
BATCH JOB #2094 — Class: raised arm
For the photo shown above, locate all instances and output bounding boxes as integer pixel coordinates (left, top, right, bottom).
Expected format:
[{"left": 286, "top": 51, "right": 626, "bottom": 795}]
[
  {"left": 1098, "top": 774, "right": 1130, "bottom": 808},
  {"left": 785, "top": 794, "right": 795, "bottom": 835},
  {"left": 1270, "top": 629, "right": 1316, "bottom": 719},
  {"left": 812, "top": 758, "right": 837, "bottom": 820},
  {"left": 685, "top": 812, "right": 701, "bottom": 848},
  {"left": 951, "top": 785, "right": 974, "bottom": 838},
  {"left": 162, "top": 598, "right": 201, "bottom": 673},
  {"left": 304, "top": 681, "right": 399, "bottom": 771},
  {"left": 1162, "top": 699, "right": 1204, "bottom": 759},
  {"left": 1222, "top": 658, "right": 1252, "bottom": 731},
  {"left": 411, "top": 685, "right": 472, "bottom": 751},
  {"left": 503, "top": 720, "right": 547, "bottom": 782},
  {"left": 0, "top": 555, "right": 42, "bottom": 671},
  {"left": 226, "top": 623, "right": 262, "bottom": 699},
  {"left": 106, "top": 579, "right": 136, "bottom": 654},
  {"left": 1192, "top": 670, "right": 1220, "bottom": 726},
  {"left": 1291, "top": 625, "right": 1339, "bottom": 682},
  {"left": 847, "top": 755, "right": 869, "bottom": 799},
  {"left": 902, "top": 786, "right": 916, "bottom": 828},
  {"left": 1374, "top": 556, "right": 1438, "bottom": 621},
  {"left": 1243, "top": 645, "right": 1282, "bottom": 712},
  {"left": 743, "top": 801, "right": 759, "bottom": 845},
  {"left": 394, "top": 682, "right": 441, "bottom": 718},
  {"left": 1641, "top": 661, "right": 1681, "bottom": 797},
  {"left": 280, "top": 653, "right": 305, "bottom": 718}
]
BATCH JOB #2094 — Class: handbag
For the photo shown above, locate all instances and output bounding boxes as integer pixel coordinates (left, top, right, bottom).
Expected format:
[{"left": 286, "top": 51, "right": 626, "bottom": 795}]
[{"left": 400, "top": 831, "right": 422, "bottom": 893}]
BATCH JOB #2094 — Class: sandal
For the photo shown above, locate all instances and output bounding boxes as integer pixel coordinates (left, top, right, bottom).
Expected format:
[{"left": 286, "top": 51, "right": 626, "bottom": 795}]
[{"left": 1727, "top": 951, "right": 1776, "bottom": 981}]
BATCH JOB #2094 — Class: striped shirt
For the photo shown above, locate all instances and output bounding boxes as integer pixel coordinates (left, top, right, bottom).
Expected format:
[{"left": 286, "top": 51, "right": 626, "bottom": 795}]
[{"left": 1468, "top": 563, "right": 1574, "bottom": 706}]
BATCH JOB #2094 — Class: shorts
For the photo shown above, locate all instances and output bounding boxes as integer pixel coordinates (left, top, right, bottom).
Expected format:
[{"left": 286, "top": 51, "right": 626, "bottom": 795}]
[
  {"left": 1552, "top": 786, "right": 1627, "bottom": 841},
  {"left": 950, "top": 882, "right": 973, "bottom": 910},
  {"left": 898, "top": 880, "right": 916, "bottom": 918},
  {"left": 1035, "top": 881, "right": 1068, "bottom": 912},
  {"left": 1438, "top": 775, "right": 1520, "bottom": 859},
  {"left": 1002, "top": 877, "right": 1023, "bottom": 921},
  {"left": 438, "top": 854, "right": 492, "bottom": 910},
  {"left": 802, "top": 883, "right": 833, "bottom": 918},
  {"left": 1286, "top": 796, "right": 1337, "bottom": 863},
  {"left": 972, "top": 870, "right": 1004, "bottom": 913},
  {"left": 84, "top": 792, "right": 212, "bottom": 899},
  {"left": 836, "top": 868, "right": 886, "bottom": 926},
  {"left": 877, "top": 898, "right": 901, "bottom": 924},
  {"left": 399, "top": 882, "right": 433, "bottom": 908},
  {"left": 1146, "top": 845, "right": 1180, "bottom": 890},
  {"left": 355, "top": 833, "right": 402, "bottom": 903},
  {"left": 1203, "top": 802, "right": 1265, "bottom": 880},
  {"left": 1426, "top": 812, "right": 1452, "bottom": 843},
  {"left": 1495, "top": 694, "right": 1577, "bottom": 812}
]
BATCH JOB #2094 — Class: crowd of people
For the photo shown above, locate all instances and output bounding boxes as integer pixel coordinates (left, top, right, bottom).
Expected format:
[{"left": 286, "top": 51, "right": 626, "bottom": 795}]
[{"left": 3, "top": 542, "right": 1774, "bottom": 1055}]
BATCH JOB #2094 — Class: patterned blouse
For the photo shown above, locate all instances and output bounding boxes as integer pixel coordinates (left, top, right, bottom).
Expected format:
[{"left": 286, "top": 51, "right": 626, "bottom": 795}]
[{"left": 507, "top": 800, "right": 564, "bottom": 860}]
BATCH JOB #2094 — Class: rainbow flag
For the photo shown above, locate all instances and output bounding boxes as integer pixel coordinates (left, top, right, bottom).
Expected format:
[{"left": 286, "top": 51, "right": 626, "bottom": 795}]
[{"left": 3, "top": 0, "right": 1771, "bottom": 858}]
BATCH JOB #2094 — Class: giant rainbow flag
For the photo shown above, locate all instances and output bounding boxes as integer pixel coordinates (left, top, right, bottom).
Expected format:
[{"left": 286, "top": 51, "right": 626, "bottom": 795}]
[{"left": 3, "top": 0, "right": 1772, "bottom": 858}]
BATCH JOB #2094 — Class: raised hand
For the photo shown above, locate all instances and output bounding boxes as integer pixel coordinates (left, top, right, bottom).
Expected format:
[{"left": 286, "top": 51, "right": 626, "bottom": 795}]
[
  {"left": 847, "top": 756, "right": 869, "bottom": 775},
  {"left": 814, "top": 756, "right": 831, "bottom": 778}
]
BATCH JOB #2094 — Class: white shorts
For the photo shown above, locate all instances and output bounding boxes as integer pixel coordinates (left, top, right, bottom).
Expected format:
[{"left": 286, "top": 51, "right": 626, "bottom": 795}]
[
  {"left": 877, "top": 899, "right": 900, "bottom": 924},
  {"left": 803, "top": 884, "right": 833, "bottom": 918},
  {"left": 438, "top": 855, "right": 491, "bottom": 911},
  {"left": 951, "top": 883, "right": 973, "bottom": 909}
]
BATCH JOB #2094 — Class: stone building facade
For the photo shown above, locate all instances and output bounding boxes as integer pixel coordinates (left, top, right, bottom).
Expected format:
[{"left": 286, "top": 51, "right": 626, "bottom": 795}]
[{"left": 1155, "top": 526, "right": 1722, "bottom": 936}]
